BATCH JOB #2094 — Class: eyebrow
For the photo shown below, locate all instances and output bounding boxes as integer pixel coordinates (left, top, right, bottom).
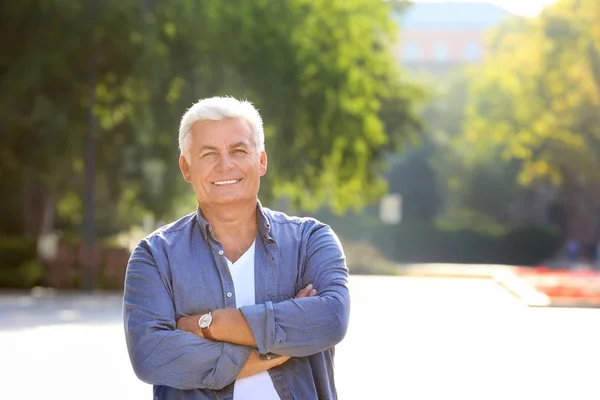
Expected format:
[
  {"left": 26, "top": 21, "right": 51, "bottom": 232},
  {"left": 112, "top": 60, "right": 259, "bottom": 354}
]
[
  {"left": 230, "top": 141, "right": 250, "bottom": 149},
  {"left": 198, "top": 145, "right": 218, "bottom": 153},
  {"left": 197, "top": 142, "right": 251, "bottom": 153}
]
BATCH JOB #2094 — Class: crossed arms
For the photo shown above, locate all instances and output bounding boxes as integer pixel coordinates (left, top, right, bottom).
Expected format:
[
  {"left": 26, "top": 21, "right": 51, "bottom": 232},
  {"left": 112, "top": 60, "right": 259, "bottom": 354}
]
[
  {"left": 176, "top": 283, "right": 318, "bottom": 380},
  {"left": 123, "top": 225, "right": 350, "bottom": 391}
]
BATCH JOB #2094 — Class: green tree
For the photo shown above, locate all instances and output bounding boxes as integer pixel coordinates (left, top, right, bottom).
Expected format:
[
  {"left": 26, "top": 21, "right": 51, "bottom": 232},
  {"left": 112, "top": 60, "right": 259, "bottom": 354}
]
[
  {"left": 423, "top": 70, "right": 541, "bottom": 234},
  {"left": 463, "top": 0, "right": 600, "bottom": 242},
  {"left": 0, "top": 0, "right": 422, "bottom": 241}
]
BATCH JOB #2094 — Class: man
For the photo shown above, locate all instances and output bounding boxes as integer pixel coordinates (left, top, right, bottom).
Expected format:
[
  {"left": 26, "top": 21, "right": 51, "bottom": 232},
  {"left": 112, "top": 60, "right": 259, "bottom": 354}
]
[{"left": 123, "top": 96, "right": 350, "bottom": 399}]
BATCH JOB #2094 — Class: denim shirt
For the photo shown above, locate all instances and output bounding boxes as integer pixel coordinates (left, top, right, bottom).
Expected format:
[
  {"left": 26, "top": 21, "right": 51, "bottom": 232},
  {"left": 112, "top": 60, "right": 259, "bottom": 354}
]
[{"left": 123, "top": 202, "right": 350, "bottom": 400}]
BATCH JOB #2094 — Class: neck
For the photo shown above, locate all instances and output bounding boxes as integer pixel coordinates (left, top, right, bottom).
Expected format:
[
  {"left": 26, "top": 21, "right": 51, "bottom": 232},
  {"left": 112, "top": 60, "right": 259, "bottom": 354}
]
[{"left": 199, "top": 199, "right": 259, "bottom": 243}]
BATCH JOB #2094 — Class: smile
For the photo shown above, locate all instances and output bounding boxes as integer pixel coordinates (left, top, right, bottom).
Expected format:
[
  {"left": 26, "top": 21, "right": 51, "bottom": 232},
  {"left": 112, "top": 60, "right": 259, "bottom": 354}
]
[{"left": 212, "top": 179, "right": 242, "bottom": 186}]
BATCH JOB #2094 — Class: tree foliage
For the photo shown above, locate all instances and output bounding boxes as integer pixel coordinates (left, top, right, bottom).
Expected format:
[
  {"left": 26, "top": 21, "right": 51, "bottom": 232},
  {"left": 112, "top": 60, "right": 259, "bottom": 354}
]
[
  {"left": 461, "top": 0, "right": 600, "bottom": 240},
  {"left": 0, "top": 0, "right": 421, "bottom": 238}
]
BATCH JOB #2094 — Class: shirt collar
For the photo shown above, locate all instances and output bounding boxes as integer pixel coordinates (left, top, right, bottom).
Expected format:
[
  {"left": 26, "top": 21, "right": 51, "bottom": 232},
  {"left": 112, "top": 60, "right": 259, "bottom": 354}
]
[
  {"left": 256, "top": 199, "right": 274, "bottom": 242},
  {"left": 195, "top": 206, "right": 211, "bottom": 243}
]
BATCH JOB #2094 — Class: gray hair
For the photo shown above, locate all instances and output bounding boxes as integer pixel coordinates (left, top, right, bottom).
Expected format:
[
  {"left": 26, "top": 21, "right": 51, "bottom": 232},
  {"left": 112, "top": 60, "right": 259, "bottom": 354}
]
[{"left": 178, "top": 96, "right": 265, "bottom": 158}]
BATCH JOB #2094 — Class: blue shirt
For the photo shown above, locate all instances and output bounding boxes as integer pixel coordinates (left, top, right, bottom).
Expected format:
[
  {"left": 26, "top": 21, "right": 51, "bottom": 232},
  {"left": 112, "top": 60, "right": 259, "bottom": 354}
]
[{"left": 123, "top": 202, "right": 350, "bottom": 399}]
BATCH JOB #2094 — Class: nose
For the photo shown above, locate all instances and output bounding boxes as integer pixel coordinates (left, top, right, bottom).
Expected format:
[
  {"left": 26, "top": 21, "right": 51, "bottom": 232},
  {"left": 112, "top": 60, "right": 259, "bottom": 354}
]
[{"left": 217, "top": 153, "right": 235, "bottom": 171}]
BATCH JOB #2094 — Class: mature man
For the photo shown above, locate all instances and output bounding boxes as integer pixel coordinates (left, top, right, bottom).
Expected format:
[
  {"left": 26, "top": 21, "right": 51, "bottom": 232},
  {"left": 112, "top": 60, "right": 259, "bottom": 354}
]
[{"left": 123, "top": 96, "right": 350, "bottom": 399}]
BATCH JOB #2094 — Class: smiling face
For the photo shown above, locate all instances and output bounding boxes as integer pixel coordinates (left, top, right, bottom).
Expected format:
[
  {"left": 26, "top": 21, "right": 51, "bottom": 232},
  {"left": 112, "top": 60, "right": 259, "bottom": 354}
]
[{"left": 179, "top": 118, "right": 267, "bottom": 208}]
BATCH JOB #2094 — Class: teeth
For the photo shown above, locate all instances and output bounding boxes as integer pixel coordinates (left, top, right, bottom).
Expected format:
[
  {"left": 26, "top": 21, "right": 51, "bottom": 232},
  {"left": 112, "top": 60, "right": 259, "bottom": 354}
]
[{"left": 214, "top": 180, "right": 239, "bottom": 186}]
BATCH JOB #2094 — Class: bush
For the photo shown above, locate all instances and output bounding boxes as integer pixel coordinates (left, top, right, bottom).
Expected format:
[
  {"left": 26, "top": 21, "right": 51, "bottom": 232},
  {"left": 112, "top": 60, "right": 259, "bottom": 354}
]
[
  {"left": 320, "top": 211, "right": 562, "bottom": 266},
  {"left": 0, "top": 236, "right": 36, "bottom": 266},
  {"left": 342, "top": 241, "right": 399, "bottom": 275},
  {"left": 0, "top": 237, "right": 43, "bottom": 288},
  {"left": 0, "top": 236, "right": 131, "bottom": 290},
  {"left": 369, "top": 222, "right": 562, "bottom": 265},
  {"left": 499, "top": 226, "right": 562, "bottom": 265}
]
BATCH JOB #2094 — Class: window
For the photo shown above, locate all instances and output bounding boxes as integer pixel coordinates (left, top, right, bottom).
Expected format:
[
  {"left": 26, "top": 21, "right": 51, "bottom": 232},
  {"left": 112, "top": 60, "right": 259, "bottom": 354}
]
[
  {"left": 433, "top": 41, "right": 449, "bottom": 62},
  {"left": 465, "top": 42, "right": 481, "bottom": 61},
  {"left": 402, "top": 41, "right": 420, "bottom": 62}
]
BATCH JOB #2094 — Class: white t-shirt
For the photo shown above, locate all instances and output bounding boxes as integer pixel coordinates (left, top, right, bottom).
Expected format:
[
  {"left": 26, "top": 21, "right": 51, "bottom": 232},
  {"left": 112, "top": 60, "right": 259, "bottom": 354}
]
[{"left": 226, "top": 241, "right": 280, "bottom": 400}]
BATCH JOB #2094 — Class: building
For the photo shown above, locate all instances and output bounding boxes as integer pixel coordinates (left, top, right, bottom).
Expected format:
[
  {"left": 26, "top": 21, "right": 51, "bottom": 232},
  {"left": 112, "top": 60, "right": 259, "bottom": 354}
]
[{"left": 393, "top": 2, "right": 512, "bottom": 72}]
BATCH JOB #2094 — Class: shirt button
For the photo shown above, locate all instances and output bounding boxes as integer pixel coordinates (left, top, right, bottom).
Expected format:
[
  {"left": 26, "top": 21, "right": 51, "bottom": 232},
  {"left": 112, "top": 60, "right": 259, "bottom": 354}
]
[
  {"left": 218, "top": 250, "right": 224, "bottom": 255},
  {"left": 226, "top": 292, "right": 232, "bottom": 298}
]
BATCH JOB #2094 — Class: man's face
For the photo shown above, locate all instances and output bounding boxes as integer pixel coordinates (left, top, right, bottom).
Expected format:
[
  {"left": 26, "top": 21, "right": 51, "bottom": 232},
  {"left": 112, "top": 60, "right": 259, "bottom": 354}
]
[{"left": 179, "top": 118, "right": 267, "bottom": 207}]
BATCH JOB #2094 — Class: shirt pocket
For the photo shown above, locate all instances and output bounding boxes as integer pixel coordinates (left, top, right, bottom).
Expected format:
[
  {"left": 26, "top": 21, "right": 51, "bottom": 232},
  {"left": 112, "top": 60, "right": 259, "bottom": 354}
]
[{"left": 170, "top": 250, "right": 220, "bottom": 317}]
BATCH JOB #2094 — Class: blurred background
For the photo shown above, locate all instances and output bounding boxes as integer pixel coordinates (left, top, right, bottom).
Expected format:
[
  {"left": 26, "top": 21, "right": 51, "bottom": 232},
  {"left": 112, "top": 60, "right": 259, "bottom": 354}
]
[{"left": 1, "top": 0, "right": 599, "bottom": 399}]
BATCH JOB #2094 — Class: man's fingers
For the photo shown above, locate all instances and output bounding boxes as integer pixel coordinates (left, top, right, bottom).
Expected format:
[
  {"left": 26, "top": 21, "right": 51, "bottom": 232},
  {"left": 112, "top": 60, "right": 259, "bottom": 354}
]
[
  {"left": 295, "top": 284, "right": 313, "bottom": 298},
  {"left": 295, "top": 284, "right": 318, "bottom": 298}
]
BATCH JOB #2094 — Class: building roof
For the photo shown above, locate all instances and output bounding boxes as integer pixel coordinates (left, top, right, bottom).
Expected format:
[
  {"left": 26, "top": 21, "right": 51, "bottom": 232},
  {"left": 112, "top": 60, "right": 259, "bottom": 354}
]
[{"left": 394, "top": 2, "right": 513, "bottom": 30}]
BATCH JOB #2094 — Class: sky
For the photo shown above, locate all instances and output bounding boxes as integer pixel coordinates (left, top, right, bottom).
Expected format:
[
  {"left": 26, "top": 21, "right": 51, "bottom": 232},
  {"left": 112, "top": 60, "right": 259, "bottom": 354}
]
[{"left": 412, "top": 0, "right": 559, "bottom": 17}]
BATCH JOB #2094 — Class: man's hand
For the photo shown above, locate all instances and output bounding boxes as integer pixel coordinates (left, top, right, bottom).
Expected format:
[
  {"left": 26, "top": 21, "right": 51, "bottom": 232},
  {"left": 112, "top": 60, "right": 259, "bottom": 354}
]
[
  {"left": 176, "top": 315, "right": 203, "bottom": 337},
  {"left": 295, "top": 283, "right": 318, "bottom": 299},
  {"left": 176, "top": 284, "right": 317, "bottom": 337},
  {"left": 173, "top": 285, "right": 318, "bottom": 380},
  {"left": 236, "top": 351, "right": 291, "bottom": 380}
]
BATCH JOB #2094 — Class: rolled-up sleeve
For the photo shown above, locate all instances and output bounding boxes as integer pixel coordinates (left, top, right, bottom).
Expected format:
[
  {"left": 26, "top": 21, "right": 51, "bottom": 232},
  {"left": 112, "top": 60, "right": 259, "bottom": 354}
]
[
  {"left": 123, "top": 240, "right": 252, "bottom": 390},
  {"left": 240, "top": 224, "right": 350, "bottom": 357}
]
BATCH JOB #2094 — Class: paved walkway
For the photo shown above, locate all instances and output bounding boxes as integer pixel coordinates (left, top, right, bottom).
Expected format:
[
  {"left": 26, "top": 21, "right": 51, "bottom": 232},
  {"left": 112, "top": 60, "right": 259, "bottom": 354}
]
[{"left": 1, "top": 276, "right": 599, "bottom": 399}]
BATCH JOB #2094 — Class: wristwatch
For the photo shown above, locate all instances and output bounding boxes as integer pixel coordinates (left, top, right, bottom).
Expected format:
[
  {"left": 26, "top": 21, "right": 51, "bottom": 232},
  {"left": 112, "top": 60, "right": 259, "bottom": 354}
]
[
  {"left": 259, "top": 352, "right": 282, "bottom": 360},
  {"left": 198, "top": 312, "right": 215, "bottom": 341}
]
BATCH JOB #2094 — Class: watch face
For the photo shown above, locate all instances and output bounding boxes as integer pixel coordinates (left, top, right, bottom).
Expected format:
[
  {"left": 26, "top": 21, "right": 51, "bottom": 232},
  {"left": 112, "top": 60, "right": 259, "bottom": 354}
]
[{"left": 198, "top": 313, "right": 212, "bottom": 329}]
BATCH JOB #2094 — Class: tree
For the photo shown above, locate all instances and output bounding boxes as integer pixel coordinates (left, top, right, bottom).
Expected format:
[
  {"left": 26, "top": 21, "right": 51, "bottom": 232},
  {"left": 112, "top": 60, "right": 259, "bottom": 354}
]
[
  {"left": 463, "top": 0, "right": 600, "bottom": 242},
  {"left": 423, "top": 69, "right": 543, "bottom": 234},
  {"left": 0, "top": 0, "right": 422, "bottom": 239},
  {"left": 211, "top": 0, "right": 423, "bottom": 212}
]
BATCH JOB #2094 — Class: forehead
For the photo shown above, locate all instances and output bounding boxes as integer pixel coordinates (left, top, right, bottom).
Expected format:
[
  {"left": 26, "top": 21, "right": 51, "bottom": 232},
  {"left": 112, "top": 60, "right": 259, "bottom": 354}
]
[{"left": 189, "top": 118, "right": 254, "bottom": 146}]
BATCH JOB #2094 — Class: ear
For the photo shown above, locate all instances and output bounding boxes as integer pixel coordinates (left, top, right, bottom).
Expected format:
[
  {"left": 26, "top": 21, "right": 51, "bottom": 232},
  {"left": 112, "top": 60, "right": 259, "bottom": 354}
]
[
  {"left": 259, "top": 150, "right": 267, "bottom": 176},
  {"left": 179, "top": 155, "right": 192, "bottom": 183}
]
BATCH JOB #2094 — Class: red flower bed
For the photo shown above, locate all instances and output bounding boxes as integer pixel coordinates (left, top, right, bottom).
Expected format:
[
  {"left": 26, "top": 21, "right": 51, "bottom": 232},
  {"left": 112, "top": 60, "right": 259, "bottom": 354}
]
[{"left": 515, "top": 267, "right": 600, "bottom": 304}]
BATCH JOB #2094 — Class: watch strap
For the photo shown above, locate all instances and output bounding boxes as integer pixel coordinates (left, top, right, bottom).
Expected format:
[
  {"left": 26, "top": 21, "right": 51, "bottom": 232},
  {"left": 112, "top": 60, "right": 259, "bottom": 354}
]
[{"left": 201, "top": 325, "right": 215, "bottom": 341}]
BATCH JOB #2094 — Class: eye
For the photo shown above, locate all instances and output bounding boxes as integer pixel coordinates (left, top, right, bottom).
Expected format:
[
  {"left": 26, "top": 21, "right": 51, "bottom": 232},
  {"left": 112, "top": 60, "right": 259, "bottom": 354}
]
[
  {"left": 232, "top": 148, "right": 247, "bottom": 154},
  {"left": 201, "top": 151, "right": 217, "bottom": 158}
]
